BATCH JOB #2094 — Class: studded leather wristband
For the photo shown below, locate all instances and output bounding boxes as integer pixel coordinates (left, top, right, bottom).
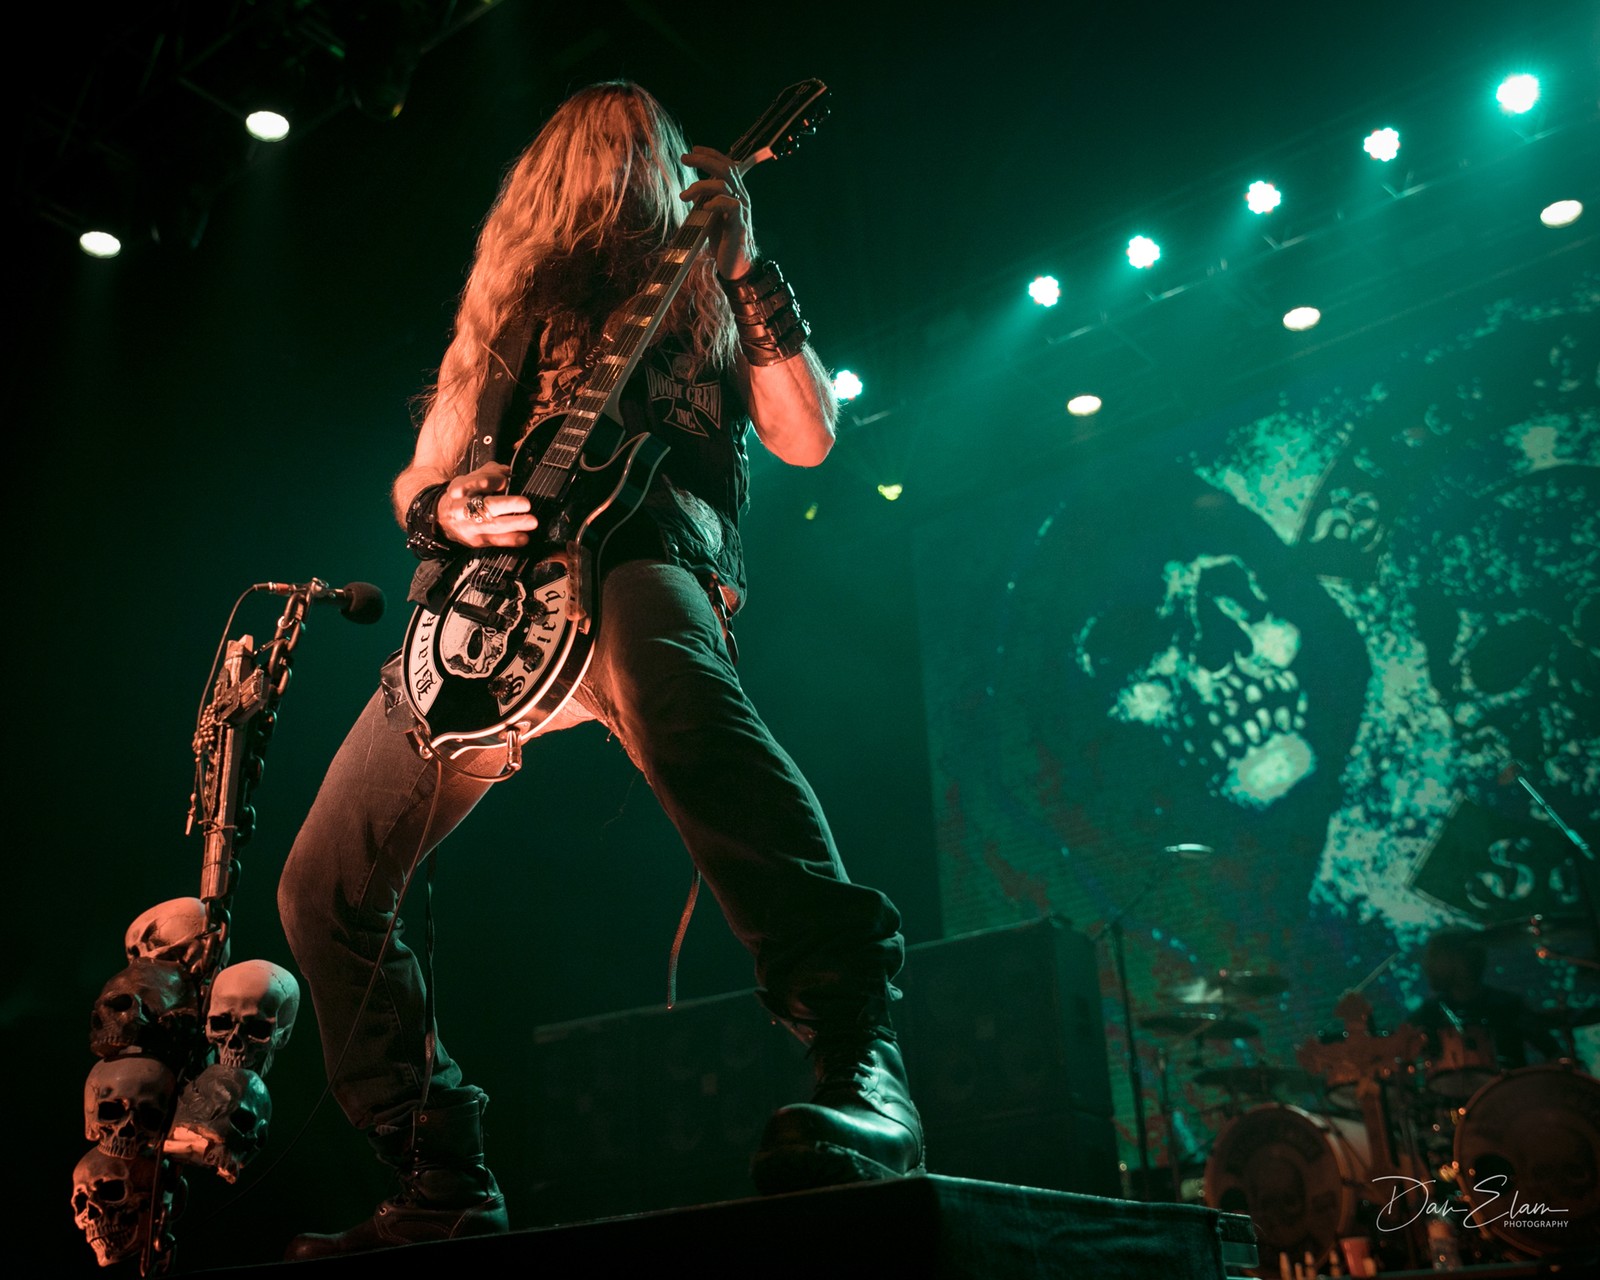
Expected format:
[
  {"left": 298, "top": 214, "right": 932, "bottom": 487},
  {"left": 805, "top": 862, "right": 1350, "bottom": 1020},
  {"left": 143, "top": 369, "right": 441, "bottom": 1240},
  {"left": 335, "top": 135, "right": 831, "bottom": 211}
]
[
  {"left": 404, "top": 482, "right": 454, "bottom": 561},
  {"left": 723, "top": 259, "right": 811, "bottom": 365}
]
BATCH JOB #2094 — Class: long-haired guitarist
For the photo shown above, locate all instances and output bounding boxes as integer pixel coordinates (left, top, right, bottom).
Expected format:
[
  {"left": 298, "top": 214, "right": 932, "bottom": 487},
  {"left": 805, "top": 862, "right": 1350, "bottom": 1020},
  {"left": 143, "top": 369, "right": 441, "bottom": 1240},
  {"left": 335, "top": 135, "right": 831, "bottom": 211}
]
[{"left": 276, "top": 81, "right": 923, "bottom": 1259}]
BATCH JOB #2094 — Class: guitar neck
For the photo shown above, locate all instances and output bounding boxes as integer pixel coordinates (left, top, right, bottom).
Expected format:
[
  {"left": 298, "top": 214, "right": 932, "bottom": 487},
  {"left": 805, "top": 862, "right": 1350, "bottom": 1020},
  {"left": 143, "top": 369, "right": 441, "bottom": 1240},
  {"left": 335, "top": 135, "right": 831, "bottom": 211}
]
[
  {"left": 515, "top": 77, "right": 828, "bottom": 504},
  {"left": 520, "top": 207, "right": 715, "bottom": 501}
]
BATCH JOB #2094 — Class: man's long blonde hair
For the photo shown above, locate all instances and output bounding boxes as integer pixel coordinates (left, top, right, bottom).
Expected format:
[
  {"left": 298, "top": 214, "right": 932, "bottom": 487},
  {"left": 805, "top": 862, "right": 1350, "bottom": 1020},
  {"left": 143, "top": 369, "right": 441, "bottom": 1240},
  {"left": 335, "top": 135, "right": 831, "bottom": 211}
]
[{"left": 420, "top": 82, "right": 740, "bottom": 460}]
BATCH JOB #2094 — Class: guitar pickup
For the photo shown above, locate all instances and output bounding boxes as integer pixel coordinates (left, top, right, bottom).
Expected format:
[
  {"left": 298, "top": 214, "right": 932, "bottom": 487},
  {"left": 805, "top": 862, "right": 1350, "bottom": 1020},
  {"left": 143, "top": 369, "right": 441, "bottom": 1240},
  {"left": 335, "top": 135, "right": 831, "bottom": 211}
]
[
  {"left": 456, "top": 594, "right": 548, "bottom": 629},
  {"left": 453, "top": 599, "right": 504, "bottom": 627}
]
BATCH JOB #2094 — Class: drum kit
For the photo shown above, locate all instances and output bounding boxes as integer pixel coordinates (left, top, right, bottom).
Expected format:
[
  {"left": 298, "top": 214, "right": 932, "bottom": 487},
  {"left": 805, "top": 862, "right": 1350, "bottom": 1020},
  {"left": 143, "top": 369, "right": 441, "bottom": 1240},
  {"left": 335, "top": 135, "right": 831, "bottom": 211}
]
[{"left": 1130, "top": 920, "right": 1600, "bottom": 1274}]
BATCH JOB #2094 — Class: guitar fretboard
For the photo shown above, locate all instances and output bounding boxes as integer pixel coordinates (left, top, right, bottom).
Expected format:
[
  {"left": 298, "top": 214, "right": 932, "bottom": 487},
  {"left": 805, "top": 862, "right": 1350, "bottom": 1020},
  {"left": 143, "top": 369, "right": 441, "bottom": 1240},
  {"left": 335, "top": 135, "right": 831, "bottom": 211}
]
[{"left": 520, "top": 206, "right": 717, "bottom": 501}]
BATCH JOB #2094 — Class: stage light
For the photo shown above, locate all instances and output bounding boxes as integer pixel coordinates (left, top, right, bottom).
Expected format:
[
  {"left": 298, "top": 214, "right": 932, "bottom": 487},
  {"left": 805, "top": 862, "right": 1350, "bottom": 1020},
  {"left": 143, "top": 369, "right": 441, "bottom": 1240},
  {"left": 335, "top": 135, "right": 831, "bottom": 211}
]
[
  {"left": 1540, "top": 199, "right": 1582, "bottom": 227},
  {"left": 1127, "top": 235, "right": 1160, "bottom": 269},
  {"left": 1282, "top": 306, "right": 1321, "bottom": 331},
  {"left": 1363, "top": 127, "right": 1401, "bottom": 162},
  {"left": 79, "top": 230, "right": 122, "bottom": 259},
  {"left": 1245, "top": 181, "right": 1281, "bottom": 214},
  {"left": 1496, "top": 74, "right": 1540, "bottom": 114},
  {"left": 877, "top": 483, "right": 903, "bottom": 502},
  {"left": 1028, "top": 275, "right": 1061, "bottom": 307},
  {"left": 804, "top": 503, "right": 818, "bottom": 521},
  {"left": 1066, "top": 394, "right": 1102, "bottom": 417},
  {"left": 245, "top": 110, "right": 290, "bottom": 142},
  {"left": 833, "top": 369, "right": 863, "bottom": 401}
]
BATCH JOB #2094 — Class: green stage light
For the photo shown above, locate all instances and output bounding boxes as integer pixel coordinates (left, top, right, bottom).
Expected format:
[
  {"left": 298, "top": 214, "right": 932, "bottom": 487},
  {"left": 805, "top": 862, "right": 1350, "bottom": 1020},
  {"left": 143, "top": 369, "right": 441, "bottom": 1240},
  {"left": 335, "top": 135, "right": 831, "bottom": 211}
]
[
  {"left": 1127, "top": 235, "right": 1161, "bottom": 269},
  {"left": 1029, "top": 275, "right": 1062, "bottom": 307},
  {"left": 1496, "top": 74, "right": 1540, "bottom": 114},
  {"left": 1283, "top": 306, "right": 1321, "bottom": 331},
  {"left": 1540, "top": 199, "right": 1582, "bottom": 227},
  {"left": 1245, "top": 182, "right": 1281, "bottom": 214},
  {"left": 833, "top": 369, "right": 863, "bottom": 400},
  {"left": 1066, "top": 394, "right": 1102, "bottom": 417},
  {"left": 1363, "top": 127, "right": 1401, "bottom": 162}
]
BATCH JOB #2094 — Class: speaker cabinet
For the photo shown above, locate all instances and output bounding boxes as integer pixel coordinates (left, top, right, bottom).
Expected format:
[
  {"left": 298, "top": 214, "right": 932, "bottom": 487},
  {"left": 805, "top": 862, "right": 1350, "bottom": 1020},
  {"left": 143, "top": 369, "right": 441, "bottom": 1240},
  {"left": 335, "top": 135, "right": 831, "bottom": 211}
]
[
  {"left": 521, "top": 914, "right": 1115, "bottom": 1224},
  {"left": 896, "top": 915, "right": 1118, "bottom": 1195}
]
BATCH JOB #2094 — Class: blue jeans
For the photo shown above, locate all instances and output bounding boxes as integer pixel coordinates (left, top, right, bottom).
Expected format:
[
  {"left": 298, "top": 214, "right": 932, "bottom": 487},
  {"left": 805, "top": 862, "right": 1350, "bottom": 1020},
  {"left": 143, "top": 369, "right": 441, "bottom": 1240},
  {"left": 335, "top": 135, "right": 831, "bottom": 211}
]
[{"left": 278, "top": 559, "right": 904, "bottom": 1131}]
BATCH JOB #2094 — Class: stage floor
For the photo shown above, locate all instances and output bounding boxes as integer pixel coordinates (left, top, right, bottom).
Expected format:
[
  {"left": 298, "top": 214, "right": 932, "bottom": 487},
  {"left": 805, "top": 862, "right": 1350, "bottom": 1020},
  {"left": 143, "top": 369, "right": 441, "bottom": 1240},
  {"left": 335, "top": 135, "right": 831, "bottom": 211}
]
[{"left": 188, "top": 1173, "right": 1260, "bottom": 1278}]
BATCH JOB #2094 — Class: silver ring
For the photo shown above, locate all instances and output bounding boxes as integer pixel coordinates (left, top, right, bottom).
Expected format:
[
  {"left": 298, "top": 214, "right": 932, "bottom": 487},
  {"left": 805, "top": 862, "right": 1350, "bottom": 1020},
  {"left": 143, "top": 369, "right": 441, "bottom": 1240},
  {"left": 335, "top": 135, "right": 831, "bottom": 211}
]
[{"left": 466, "top": 495, "right": 488, "bottom": 523}]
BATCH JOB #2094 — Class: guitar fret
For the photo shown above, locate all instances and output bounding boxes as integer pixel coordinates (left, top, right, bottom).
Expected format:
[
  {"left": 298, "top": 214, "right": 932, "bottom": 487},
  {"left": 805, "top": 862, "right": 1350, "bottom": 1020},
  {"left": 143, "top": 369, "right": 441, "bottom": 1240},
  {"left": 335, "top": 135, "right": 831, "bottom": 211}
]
[{"left": 527, "top": 158, "right": 716, "bottom": 480}]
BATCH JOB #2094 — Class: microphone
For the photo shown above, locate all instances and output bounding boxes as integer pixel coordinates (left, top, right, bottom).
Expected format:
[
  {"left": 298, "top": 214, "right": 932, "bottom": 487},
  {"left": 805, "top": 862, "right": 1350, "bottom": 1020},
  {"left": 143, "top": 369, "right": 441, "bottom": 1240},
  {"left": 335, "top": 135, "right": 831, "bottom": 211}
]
[{"left": 256, "top": 580, "right": 386, "bottom": 625}]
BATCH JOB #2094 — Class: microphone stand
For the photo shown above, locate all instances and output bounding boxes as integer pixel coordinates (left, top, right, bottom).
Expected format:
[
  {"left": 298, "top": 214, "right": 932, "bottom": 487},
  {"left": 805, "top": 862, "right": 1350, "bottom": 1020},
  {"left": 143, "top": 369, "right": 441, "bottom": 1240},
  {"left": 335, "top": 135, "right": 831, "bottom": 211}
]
[
  {"left": 1090, "top": 844, "right": 1212, "bottom": 1201},
  {"left": 1103, "top": 908, "right": 1151, "bottom": 1196}
]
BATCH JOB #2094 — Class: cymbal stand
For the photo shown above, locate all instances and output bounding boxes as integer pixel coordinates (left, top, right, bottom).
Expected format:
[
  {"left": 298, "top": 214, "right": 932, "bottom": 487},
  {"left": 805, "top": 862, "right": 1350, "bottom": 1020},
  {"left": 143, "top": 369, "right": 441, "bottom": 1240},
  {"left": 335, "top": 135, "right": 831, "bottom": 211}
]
[
  {"left": 1152, "top": 1041, "right": 1187, "bottom": 1202},
  {"left": 1508, "top": 764, "right": 1598, "bottom": 963},
  {"left": 1091, "top": 867, "right": 1164, "bottom": 1197}
]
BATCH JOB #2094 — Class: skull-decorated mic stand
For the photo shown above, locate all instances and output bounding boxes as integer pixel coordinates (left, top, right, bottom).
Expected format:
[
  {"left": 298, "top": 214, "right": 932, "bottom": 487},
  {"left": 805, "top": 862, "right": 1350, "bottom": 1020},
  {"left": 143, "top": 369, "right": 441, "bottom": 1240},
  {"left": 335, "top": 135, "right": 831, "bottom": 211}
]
[{"left": 75, "top": 580, "right": 380, "bottom": 1274}]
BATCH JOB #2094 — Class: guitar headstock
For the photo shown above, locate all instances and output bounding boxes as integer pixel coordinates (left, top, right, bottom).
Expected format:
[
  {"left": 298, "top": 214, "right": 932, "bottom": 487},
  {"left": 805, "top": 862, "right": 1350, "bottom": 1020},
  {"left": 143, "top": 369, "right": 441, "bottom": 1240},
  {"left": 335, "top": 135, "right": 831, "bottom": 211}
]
[{"left": 729, "top": 79, "right": 830, "bottom": 171}]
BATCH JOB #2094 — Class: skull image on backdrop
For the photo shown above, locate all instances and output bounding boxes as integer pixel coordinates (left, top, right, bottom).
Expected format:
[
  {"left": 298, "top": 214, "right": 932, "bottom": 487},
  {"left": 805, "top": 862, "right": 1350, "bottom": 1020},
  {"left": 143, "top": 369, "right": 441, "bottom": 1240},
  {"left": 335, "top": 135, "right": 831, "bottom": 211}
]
[
  {"left": 913, "top": 272, "right": 1599, "bottom": 1175},
  {"left": 1074, "top": 551, "right": 1317, "bottom": 811}
]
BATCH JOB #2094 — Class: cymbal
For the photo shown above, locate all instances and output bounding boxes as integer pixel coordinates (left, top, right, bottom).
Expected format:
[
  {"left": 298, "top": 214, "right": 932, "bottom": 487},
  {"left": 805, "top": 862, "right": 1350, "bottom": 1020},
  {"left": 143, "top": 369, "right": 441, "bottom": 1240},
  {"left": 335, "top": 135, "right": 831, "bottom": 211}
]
[
  {"left": 1139, "top": 1011, "right": 1261, "bottom": 1039},
  {"left": 1163, "top": 979, "right": 1229, "bottom": 1005},
  {"left": 1216, "top": 969, "right": 1289, "bottom": 999},
  {"left": 1193, "top": 1064, "right": 1319, "bottom": 1094},
  {"left": 1163, "top": 970, "right": 1289, "bottom": 1004},
  {"left": 1478, "top": 914, "right": 1593, "bottom": 950}
]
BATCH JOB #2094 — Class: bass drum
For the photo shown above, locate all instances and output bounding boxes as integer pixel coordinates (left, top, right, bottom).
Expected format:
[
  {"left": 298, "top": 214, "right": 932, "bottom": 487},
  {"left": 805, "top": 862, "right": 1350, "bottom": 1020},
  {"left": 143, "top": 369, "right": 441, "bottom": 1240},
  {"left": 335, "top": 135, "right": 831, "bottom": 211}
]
[
  {"left": 1204, "top": 1104, "right": 1376, "bottom": 1262},
  {"left": 1454, "top": 1062, "right": 1600, "bottom": 1256}
]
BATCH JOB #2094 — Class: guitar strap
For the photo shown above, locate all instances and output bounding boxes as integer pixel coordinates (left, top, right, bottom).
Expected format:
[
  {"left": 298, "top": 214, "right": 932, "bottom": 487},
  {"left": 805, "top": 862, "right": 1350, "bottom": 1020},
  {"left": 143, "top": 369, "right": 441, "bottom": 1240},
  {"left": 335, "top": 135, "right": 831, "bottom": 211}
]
[{"left": 467, "top": 304, "right": 541, "bottom": 472}]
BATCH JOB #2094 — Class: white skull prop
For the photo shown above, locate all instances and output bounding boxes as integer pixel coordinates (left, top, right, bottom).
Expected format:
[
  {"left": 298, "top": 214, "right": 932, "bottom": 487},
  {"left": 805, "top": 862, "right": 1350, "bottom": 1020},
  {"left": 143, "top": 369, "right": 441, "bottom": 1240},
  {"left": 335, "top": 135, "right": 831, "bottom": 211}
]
[
  {"left": 70, "top": 1148, "right": 169, "bottom": 1267},
  {"left": 84, "top": 1058, "right": 177, "bottom": 1159},
  {"left": 164, "top": 1064, "right": 272, "bottom": 1183},
  {"left": 88, "top": 959, "right": 200, "bottom": 1063},
  {"left": 1075, "top": 553, "right": 1314, "bottom": 808},
  {"left": 124, "top": 897, "right": 227, "bottom": 974},
  {"left": 205, "top": 960, "right": 300, "bottom": 1075}
]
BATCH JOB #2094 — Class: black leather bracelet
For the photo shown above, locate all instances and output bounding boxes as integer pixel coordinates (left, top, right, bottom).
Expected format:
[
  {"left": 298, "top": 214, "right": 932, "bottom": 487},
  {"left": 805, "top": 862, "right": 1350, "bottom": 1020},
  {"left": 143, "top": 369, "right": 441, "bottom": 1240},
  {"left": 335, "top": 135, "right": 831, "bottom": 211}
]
[
  {"left": 723, "top": 259, "right": 811, "bottom": 365},
  {"left": 403, "top": 482, "right": 454, "bottom": 561}
]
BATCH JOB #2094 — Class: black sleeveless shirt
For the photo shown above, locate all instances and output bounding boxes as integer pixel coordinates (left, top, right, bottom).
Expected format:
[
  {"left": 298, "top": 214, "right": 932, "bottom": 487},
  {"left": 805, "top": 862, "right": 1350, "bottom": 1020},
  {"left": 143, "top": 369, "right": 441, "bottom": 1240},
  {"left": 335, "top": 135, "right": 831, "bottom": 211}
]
[{"left": 407, "top": 314, "right": 752, "bottom": 612}]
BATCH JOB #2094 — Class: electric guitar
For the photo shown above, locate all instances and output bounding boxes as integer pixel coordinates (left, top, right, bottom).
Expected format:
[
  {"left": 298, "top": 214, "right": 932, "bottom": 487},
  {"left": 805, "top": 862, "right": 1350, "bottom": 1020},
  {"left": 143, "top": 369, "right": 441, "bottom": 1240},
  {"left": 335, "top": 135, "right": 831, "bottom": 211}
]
[{"left": 401, "top": 79, "right": 829, "bottom": 764}]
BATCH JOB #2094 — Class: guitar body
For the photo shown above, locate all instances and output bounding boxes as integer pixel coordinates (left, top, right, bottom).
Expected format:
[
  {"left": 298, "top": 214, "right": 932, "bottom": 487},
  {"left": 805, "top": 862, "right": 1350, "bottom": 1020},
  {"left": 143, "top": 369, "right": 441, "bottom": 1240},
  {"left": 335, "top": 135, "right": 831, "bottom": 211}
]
[{"left": 401, "top": 416, "right": 668, "bottom": 759}]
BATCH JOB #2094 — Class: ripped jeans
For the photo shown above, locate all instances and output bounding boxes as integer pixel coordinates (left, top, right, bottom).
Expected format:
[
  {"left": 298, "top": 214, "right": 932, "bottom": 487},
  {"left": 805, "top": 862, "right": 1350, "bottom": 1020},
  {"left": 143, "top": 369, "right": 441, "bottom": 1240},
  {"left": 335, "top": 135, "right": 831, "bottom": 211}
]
[{"left": 277, "top": 559, "right": 904, "bottom": 1132}]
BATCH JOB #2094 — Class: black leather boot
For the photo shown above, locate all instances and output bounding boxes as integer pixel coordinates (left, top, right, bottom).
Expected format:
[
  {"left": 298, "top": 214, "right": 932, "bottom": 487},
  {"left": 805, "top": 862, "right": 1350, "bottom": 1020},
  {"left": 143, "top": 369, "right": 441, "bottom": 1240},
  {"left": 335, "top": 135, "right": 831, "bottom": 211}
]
[
  {"left": 751, "top": 1021, "right": 925, "bottom": 1193},
  {"left": 285, "top": 1097, "right": 509, "bottom": 1260}
]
